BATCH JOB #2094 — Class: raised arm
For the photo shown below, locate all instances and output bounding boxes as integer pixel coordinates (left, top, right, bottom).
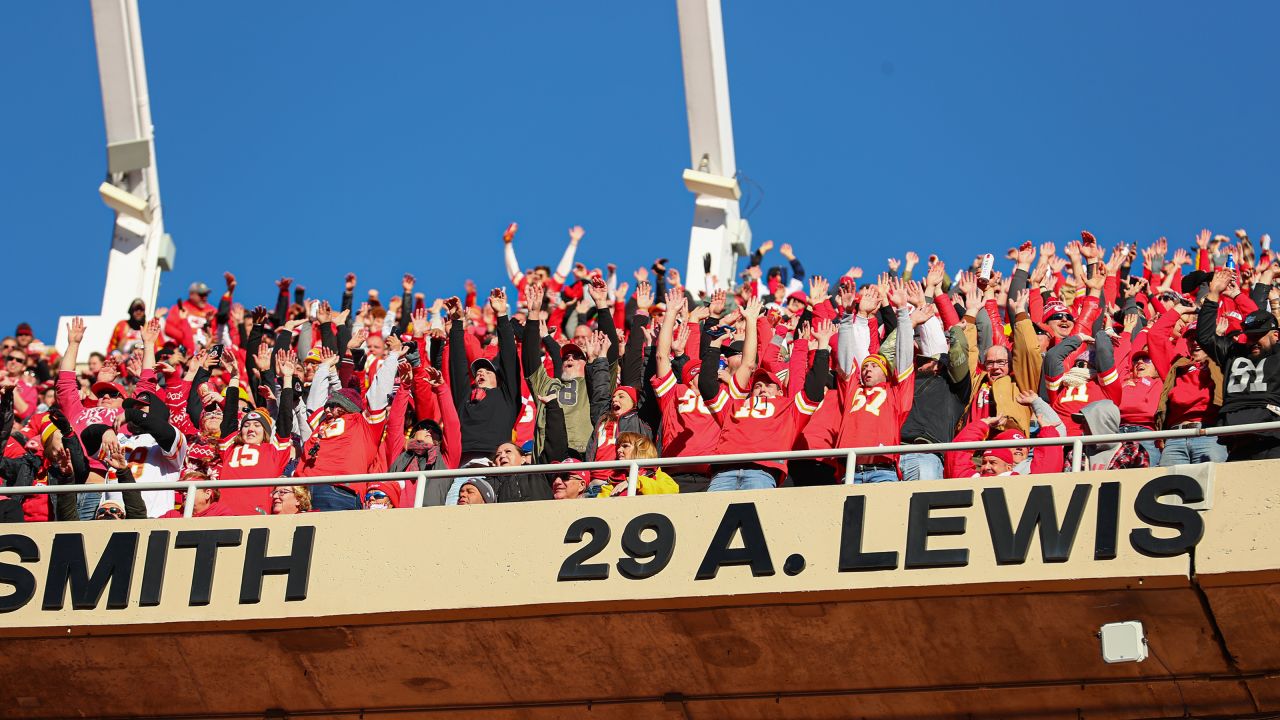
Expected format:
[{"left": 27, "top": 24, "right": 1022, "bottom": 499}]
[
  {"left": 655, "top": 288, "right": 685, "bottom": 379},
  {"left": 734, "top": 296, "right": 764, "bottom": 390},
  {"left": 1197, "top": 269, "right": 1235, "bottom": 365},
  {"left": 588, "top": 277, "right": 621, "bottom": 365},
  {"left": 523, "top": 283, "right": 547, "bottom": 379}
]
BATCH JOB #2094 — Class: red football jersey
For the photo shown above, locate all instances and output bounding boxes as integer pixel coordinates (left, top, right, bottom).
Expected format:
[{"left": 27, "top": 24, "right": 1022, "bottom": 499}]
[
  {"left": 1048, "top": 370, "right": 1121, "bottom": 435},
  {"left": 835, "top": 367, "right": 915, "bottom": 466},
  {"left": 297, "top": 407, "right": 388, "bottom": 497},
  {"left": 216, "top": 434, "right": 294, "bottom": 515},
  {"left": 652, "top": 370, "right": 728, "bottom": 472},
  {"left": 714, "top": 376, "right": 820, "bottom": 475}
]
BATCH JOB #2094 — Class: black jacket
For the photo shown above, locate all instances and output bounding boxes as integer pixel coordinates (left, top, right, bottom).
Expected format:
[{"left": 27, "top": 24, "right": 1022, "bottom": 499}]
[{"left": 449, "top": 315, "right": 521, "bottom": 456}]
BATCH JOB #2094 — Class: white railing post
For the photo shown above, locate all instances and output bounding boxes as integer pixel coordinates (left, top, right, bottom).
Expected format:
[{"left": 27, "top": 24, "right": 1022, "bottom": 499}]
[
  {"left": 182, "top": 482, "right": 197, "bottom": 517},
  {"left": 413, "top": 473, "right": 427, "bottom": 509},
  {"left": 1071, "top": 439, "right": 1083, "bottom": 473},
  {"left": 843, "top": 450, "right": 857, "bottom": 485},
  {"left": 628, "top": 462, "right": 640, "bottom": 496}
]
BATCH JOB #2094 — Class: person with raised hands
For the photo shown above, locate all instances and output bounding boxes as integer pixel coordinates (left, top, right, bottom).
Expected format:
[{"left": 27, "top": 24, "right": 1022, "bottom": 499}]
[
  {"left": 297, "top": 324, "right": 401, "bottom": 510},
  {"left": 704, "top": 297, "right": 832, "bottom": 492},
  {"left": 445, "top": 288, "right": 521, "bottom": 463},
  {"left": 215, "top": 349, "right": 299, "bottom": 515},
  {"left": 834, "top": 278, "right": 918, "bottom": 483},
  {"left": 1199, "top": 267, "right": 1280, "bottom": 460},
  {"left": 523, "top": 281, "right": 592, "bottom": 459},
  {"left": 651, "top": 288, "right": 728, "bottom": 492}
]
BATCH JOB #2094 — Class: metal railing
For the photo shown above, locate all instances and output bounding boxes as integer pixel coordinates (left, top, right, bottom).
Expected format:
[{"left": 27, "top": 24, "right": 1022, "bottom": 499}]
[{"left": 4, "top": 420, "right": 1278, "bottom": 516}]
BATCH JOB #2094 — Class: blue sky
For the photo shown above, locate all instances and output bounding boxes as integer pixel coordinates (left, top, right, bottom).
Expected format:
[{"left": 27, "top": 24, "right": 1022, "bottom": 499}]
[{"left": 3, "top": 2, "right": 1278, "bottom": 342}]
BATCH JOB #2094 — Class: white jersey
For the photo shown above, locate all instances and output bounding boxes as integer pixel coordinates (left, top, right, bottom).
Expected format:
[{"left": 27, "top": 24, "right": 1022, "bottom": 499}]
[{"left": 109, "top": 430, "right": 187, "bottom": 518}]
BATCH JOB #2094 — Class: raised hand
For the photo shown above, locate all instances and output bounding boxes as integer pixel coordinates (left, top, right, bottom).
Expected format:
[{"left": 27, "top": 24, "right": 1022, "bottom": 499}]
[
  {"left": 672, "top": 322, "right": 693, "bottom": 355},
  {"left": 97, "top": 359, "right": 120, "bottom": 384},
  {"left": 667, "top": 267, "right": 681, "bottom": 287},
  {"left": 758, "top": 239, "right": 775, "bottom": 255},
  {"left": 633, "top": 266, "right": 650, "bottom": 283},
  {"left": 708, "top": 288, "right": 727, "bottom": 317},
  {"left": 444, "top": 296, "right": 463, "bottom": 320},
  {"left": 276, "top": 277, "right": 293, "bottom": 291},
  {"left": 224, "top": 271, "right": 237, "bottom": 292},
  {"left": 526, "top": 283, "right": 546, "bottom": 320},
  {"left": 124, "top": 354, "right": 142, "bottom": 378},
  {"left": 1017, "top": 242, "right": 1036, "bottom": 268},
  {"left": 348, "top": 326, "right": 369, "bottom": 351},
  {"left": 742, "top": 295, "right": 763, "bottom": 322},
  {"left": 318, "top": 346, "right": 339, "bottom": 368},
  {"left": 568, "top": 225, "right": 585, "bottom": 243},
  {"left": 635, "top": 281, "right": 655, "bottom": 310},
  {"left": 1040, "top": 241, "right": 1056, "bottom": 259},
  {"left": 581, "top": 276, "right": 607, "bottom": 308},
  {"left": 411, "top": 307, "right": 429, "bottom": 338},
  {"left": 836, "top": 282, "right": 857, "bottom": 311},
  {"left": 904, "top": 280, "right": 926, "bottom": 308},
  {"left": 926, "top": 261, "right": 946, "bottom": 291},
  {"left": 141, "top": 317, "right": 161, "bottom": 346},
  {"left": 253, "top": 343, "right": 273, "bottom": 370},
  {"left": 275, "top": 350, "right": 296, "bottom": 378},
  {"left": 808, "top": 275, "right": 830, "bottom": 306},
  {"left": 220, "top": 348, "right": 239, "bottom": 377},
  {"left": 812, "top": 317, "right": 837, "bottom": 349},
  {"left": 1009, "top": 288, "right": 1030, "bottom": 316},
  {"left": 847, "top": 266, "right": 863, "bottom": 281},
  {"left": 1084, "top": 264, "right": 1108, "bottom": 293},
  {"left": 887, "top": 257, "right": 901, "bottom": 273},
  {"left": 488, "top": 288, "right": 509, "bottom": 316},
  {"left": 779, "top": 242, "right": 796, "bottom": 260},
  {"left": 887, "top": 277, "right": 909, "bottom": 308},
  {"left": 858, "top": 285, "right": 881, "bottom": 314},
  {"left": 905, "top": 251, "right": 920, "bottom": 268},
  {"left": 67, "top": 317, "right": 86, "bottom": 344},
  {"left": 402, "top": 273, "right": 415, "bottom": 292},
  {"left": 386, "top": 335, "right": 403, "bottom": 355},
  {"left": 345, "top": 272, "right": 357, "bottom": 292},
  {"left": 1015, "top": 389, "right": 1039, "bottom": 407}
]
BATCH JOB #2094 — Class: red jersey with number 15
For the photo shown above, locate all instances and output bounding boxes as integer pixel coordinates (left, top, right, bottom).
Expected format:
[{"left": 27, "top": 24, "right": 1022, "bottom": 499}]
[
  {"left": 714, "top": 376, "right": 820, "bottom": 476},
  {"left": 216, "top": 433, "right": 294, "bottom": 515}
]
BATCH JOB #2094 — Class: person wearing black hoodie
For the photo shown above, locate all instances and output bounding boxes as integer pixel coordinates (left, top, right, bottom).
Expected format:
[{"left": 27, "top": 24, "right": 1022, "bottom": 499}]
[
  {"left": 447, "top": 289, "right": 520, "bottom": 462},
  {"left": 0, "top": 381, "right": 40, "bottom": 522}
]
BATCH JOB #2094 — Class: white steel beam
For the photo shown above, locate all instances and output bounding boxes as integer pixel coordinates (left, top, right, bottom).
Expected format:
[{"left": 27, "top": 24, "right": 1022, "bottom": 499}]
[
  {"left": 676, "top": 0, "right": 746, "bottom": 295},
  {"left": 58, "top": 0, "right": 171, "bottom": 361}
]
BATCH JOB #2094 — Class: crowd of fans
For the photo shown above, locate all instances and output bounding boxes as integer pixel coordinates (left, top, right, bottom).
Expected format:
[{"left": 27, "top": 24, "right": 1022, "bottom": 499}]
[{"left": 2, "top": 224, "right": 1279, "bottom": 520}]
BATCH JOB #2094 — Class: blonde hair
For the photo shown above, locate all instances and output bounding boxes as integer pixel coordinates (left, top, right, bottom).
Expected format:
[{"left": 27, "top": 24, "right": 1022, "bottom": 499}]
[
  {"left": 291, "top": 485, "right": 313, "bottom": 512},
  {"left": 617, "top": 432, "right": 658, "bottom": 460}
]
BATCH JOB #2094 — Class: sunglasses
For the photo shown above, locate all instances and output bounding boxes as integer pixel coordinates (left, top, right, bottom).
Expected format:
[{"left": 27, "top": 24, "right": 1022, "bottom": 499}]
[
  {"left": 96, "top": 506, "right": 125, "bottom": 519},
  {"left": 1045, "top": 313, "right": 1073, "bottom": 323},
  {"left": 97, "top": 390, "right": 122, "bottom": 399},
  {"left": 7, "top": 356, "right": 25, "bottom": 363},
  {"left": 365, "top": 490, "right": 388, "bottom": 500}
]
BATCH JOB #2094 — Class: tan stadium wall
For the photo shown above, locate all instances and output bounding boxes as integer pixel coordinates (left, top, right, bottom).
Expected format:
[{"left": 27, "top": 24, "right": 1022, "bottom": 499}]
[{"left": 2, "top": 461, "right": 1259, "bottom": 635}]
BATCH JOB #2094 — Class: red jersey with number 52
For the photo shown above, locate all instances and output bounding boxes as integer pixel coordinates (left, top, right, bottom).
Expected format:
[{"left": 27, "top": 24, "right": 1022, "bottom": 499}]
[
  {"left": 836, "top": 368, "right": 915, "bottom": 465},
  {"left": 216, "top": 434, "right": 294, "bottom": 515}
]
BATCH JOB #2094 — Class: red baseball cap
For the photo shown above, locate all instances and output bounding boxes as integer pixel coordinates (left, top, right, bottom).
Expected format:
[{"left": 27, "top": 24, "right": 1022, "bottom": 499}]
[{"left": 90, "top": 381, "right": 128, "bottom": 399}]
